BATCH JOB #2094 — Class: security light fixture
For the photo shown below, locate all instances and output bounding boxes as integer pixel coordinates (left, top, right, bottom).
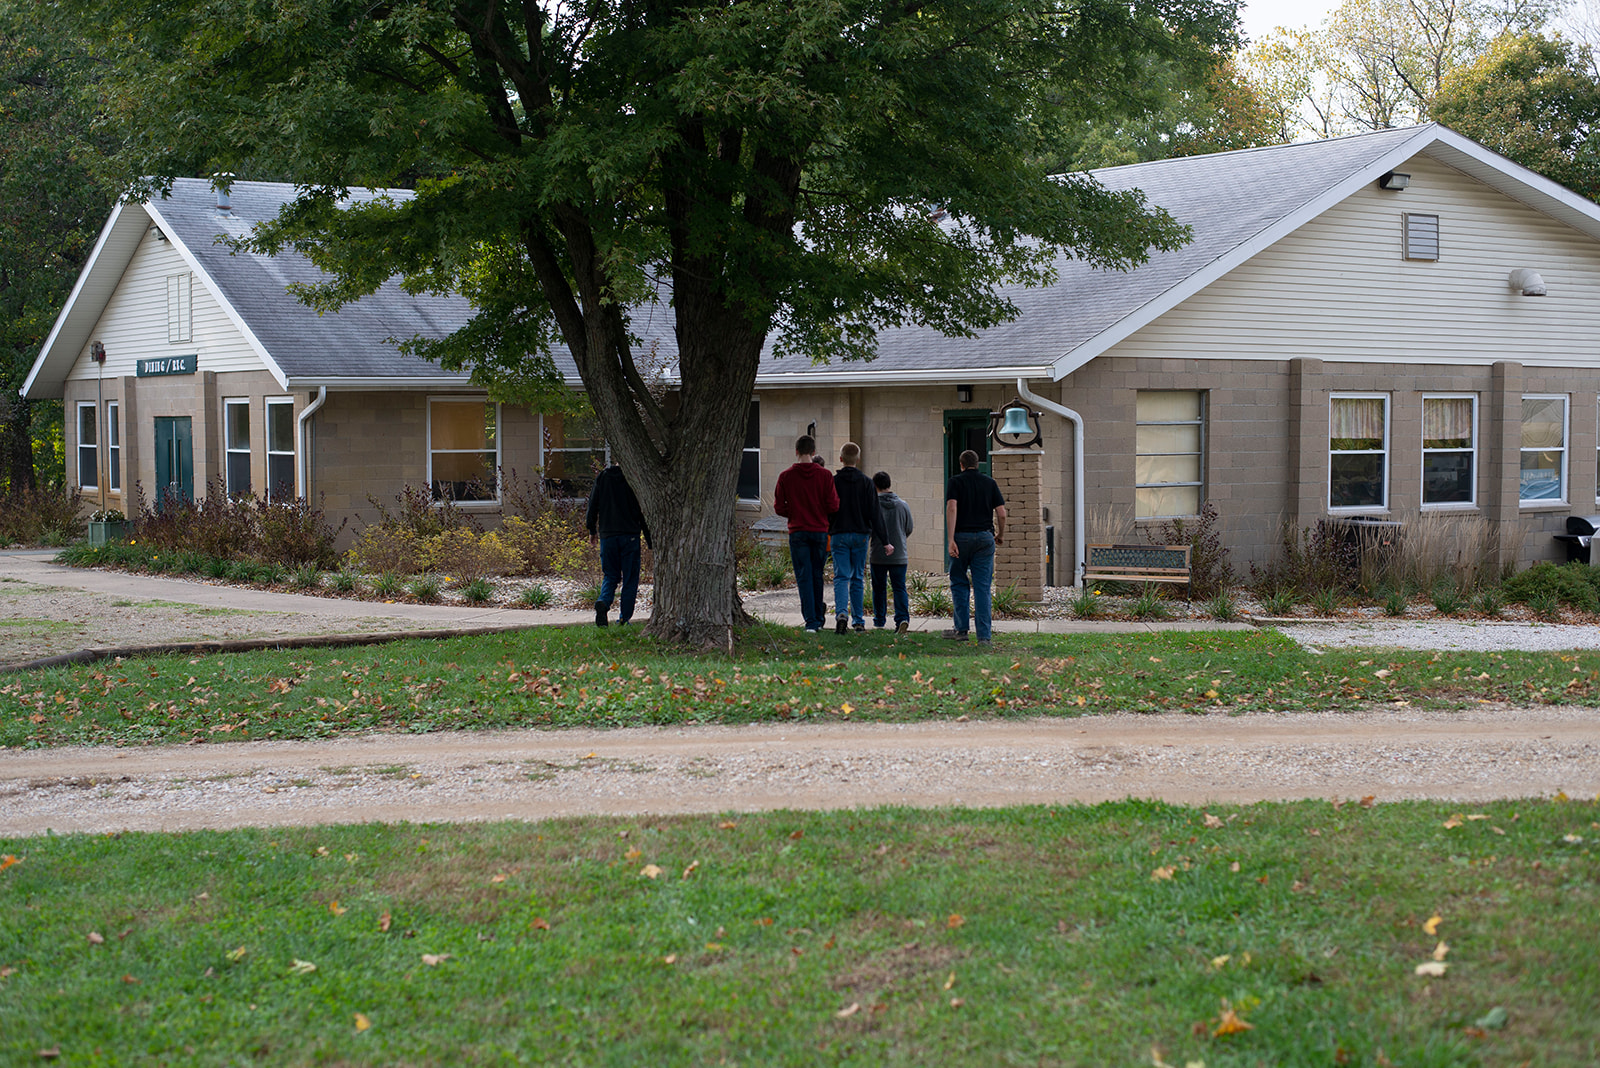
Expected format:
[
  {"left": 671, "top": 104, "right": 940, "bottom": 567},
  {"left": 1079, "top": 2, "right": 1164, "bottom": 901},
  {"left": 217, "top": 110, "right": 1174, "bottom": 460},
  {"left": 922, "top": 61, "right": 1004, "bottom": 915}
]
[
  {"left": 988, "top": 398, "right": 1043, "bottom": 449},
  {"left": 1508, "top": 269, "right": 1548, "bottom": 296},
  {"left": 806, "top": 421, "right": 816, "bottom": 438},
  {"left": 90, "top": 341, "right": 106, "bottom": 364},
  {"left": 1378, "top": 172, "right": 1411, "bottom": 191},
  {"left": 956, "top": 384, "right": 974, "bottom": 404}
]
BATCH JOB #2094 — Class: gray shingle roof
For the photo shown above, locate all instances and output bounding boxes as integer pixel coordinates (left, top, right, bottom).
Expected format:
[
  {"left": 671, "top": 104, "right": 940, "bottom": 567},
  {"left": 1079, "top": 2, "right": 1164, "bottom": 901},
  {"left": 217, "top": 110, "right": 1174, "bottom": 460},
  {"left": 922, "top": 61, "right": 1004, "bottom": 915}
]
[{"left": 755, "top": 125, "right": 1430, "bottom": 378}]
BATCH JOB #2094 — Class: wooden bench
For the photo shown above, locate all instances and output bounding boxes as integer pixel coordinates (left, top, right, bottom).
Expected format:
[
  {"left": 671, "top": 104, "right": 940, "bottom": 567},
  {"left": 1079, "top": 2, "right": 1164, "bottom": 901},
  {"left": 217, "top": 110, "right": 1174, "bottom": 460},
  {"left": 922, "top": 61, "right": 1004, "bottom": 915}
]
[{"left": 1081, "top": 543, "right": 1192, "bottom": 595}]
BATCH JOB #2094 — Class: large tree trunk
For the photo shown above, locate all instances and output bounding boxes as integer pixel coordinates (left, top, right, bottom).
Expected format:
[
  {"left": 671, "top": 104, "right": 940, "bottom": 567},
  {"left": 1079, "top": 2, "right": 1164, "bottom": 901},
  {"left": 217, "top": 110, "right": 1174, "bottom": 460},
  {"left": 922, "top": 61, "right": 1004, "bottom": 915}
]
[{"left": 0, "top": 394, "right": 37, "bottom": 497}]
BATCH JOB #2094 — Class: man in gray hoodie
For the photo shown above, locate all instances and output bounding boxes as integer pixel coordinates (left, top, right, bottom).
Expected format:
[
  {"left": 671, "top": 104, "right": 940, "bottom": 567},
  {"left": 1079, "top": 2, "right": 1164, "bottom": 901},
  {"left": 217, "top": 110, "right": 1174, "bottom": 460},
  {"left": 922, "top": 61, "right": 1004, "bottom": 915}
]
[{"left": 869, "top": 471, "right": 914, "bottom": 633}]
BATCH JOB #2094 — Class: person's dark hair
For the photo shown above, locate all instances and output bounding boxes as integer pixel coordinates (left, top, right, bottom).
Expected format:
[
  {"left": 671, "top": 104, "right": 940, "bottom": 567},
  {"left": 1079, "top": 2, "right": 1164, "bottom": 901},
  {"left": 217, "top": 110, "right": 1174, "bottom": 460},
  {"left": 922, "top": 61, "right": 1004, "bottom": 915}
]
[
  {"left": 795, "top": 434, "right": 815, "bottom": 456},
  {"left": 873, "top": 471, "right": 891, "bottom": 490},
  {"left": 813, "top": 455, "right": 826, "bottom": 465},
  {"left": 960, "top": 449, "right": 980, "bottom": 469}
]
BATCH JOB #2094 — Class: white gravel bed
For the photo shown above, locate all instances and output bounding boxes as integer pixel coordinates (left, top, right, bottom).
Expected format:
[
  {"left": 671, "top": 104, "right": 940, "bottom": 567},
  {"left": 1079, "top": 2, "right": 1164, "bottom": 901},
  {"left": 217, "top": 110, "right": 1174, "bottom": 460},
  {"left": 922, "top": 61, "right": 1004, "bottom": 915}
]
[{"left": 1280, "top": 619, "right": 1600, "bottom": 653}]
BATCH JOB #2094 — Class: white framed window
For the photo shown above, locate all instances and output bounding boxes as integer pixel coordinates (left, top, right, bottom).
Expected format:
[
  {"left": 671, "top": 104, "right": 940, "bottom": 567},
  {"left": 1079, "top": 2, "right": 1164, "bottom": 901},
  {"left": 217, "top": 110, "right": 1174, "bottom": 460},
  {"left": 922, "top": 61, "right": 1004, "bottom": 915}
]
[
  {"left": 738, "top": 400, "right": 760, "bottom": 501},
  {"left": 1520, "top": 394, "right": 1567, "bottom": 504},
  {"left": 1403, "top": 214, "right": 1439, "bottom": 261},
  {"left": 541, "top": 410, "right": 608, "bottom": 498},
  {"left": 1135, "top": 390, "right": 1204, "bottom": 518},
  {"left": 266, "top": 398, "right": 296, "bottom": 501},
  {"left": 1421, "top": 395, "right": 1476, "bottom": 508},
  {"left": 429, "top": 397, "right": 499, "bottom": 502},
  {"left": 224, "top": 399, "right": 251, "bottom": 496},
  {"left": 76, "top": 402, "right": 98, "bottom": 491},
  {"left": 106, "top": 401, "right": 120, "bottom": 493},
  {"left": 167, "top": 273, "right": 193, "bottom": 343},
  {"left": 1329, "top": 394, "right": 1389, "bottom": 511}
]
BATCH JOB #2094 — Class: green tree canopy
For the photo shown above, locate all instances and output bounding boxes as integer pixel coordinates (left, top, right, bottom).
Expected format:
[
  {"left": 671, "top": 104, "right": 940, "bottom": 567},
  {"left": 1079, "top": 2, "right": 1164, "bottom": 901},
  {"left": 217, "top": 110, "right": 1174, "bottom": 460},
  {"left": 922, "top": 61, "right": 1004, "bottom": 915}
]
[
  {"left": 1432, "top": 32, "right": 1600, "bottom": 200},
  {"left": 72, "top": 0, "right": 1238, "bottom": 642}
]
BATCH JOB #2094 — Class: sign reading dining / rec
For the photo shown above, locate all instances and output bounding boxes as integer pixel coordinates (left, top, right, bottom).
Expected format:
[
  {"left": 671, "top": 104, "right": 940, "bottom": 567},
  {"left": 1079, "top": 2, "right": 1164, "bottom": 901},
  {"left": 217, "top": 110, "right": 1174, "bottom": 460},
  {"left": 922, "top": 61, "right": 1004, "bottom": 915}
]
[{"left": 135, "top": 354, "right": 198, "bottom": 378}]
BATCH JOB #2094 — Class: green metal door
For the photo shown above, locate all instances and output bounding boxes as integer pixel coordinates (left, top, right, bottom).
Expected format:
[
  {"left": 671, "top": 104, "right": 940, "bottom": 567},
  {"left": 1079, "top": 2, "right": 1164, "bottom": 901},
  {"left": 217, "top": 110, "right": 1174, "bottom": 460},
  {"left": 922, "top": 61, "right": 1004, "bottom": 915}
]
[
  {"left": 942, "top": 410, "right": 991, "bottom": 560},
  {"left": 154, "top": 416, "right": 193, "bottom": 510}
]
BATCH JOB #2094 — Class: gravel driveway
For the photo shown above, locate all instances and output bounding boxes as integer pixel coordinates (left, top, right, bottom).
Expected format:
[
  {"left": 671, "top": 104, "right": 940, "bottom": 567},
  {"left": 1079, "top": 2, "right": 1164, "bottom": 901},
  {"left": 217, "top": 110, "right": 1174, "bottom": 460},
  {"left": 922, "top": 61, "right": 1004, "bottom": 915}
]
[{"left": 2, "top": 552, "right": 1598, "bottom": 837}]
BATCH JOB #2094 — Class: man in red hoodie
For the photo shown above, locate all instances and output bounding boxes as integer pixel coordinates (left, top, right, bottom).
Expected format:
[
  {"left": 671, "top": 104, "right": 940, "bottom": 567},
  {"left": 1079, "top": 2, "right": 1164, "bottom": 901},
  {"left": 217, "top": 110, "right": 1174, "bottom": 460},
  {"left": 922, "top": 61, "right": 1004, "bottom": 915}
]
[{"left": 773, "top": 434, "right": 839, "bottom": 633}]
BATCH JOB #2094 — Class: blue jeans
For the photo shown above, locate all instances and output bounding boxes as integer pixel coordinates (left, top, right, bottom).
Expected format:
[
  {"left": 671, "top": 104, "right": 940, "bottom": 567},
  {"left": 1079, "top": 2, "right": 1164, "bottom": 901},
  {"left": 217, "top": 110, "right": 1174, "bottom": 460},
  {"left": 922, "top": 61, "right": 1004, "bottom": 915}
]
[
  {"left": 871, "top": 563, "right": 909, "bottom": 627},
  {"left": 789, "top": 531, "right": 829, "bottom": 630},
  {"left": 597, "top": 535, "right": 642, "bottom": 623},
  {"left": 831, "top": 532, "right": 869, "bottom": 627},
  {"left": 949, "top": 531, "right": 996, "bottom": 640}
]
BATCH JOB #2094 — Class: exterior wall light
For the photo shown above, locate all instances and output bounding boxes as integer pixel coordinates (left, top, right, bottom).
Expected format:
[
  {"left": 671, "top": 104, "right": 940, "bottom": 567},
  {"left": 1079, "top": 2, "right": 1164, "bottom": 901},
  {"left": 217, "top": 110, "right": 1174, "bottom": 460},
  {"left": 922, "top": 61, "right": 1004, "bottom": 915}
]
[
  {"left": 956, "top": 384, "right": 974, "bottom": 404},
  {"left": 1378, "top": 172, "right": 1411, "bottom": 191}
]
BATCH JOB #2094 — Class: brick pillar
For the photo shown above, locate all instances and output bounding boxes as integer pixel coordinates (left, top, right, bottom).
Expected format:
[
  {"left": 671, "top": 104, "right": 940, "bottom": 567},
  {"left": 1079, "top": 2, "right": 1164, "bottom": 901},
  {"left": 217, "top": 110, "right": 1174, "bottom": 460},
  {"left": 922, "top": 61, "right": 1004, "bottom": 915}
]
[{"left": 990, "top": 447, "right": 1044, "bottom": 601}]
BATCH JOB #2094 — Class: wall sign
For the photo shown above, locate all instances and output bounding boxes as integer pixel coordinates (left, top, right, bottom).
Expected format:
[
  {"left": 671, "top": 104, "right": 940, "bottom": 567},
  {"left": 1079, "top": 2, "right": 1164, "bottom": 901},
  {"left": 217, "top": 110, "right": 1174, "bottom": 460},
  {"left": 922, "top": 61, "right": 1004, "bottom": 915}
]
[{"left": 136, "top": 354, "right": 198, "bottom": 378}]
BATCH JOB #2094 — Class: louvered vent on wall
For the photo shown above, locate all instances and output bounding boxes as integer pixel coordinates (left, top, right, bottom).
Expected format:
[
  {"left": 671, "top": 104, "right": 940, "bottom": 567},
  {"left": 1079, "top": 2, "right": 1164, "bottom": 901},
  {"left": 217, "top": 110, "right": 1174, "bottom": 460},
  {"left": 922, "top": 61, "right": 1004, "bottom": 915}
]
[{"left": 1403, "top": 213, "right": 1439, "bottom": 261}]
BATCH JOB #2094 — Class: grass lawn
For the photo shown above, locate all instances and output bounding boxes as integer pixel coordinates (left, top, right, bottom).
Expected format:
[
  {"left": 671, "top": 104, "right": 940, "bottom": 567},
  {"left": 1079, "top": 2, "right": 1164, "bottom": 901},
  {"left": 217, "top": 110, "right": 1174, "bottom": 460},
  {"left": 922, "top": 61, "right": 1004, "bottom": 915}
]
[
  {"left": 2, "top": 800, "right": 1596, "bottom": 1065},
  {"left": 4, "top": 627, "right": 1600, "bottom": 749}
]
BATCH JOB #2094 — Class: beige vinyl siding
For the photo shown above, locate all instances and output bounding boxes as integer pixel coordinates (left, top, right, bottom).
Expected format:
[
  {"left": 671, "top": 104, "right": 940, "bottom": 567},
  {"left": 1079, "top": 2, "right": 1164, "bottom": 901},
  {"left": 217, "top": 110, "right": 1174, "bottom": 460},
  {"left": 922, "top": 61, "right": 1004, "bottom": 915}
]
[
  {"left": 64, "top": 230, "right": 269, "bottom": 383},
  {"left": 1113, "top": 153, "right": 1600, "bottom": 368}
]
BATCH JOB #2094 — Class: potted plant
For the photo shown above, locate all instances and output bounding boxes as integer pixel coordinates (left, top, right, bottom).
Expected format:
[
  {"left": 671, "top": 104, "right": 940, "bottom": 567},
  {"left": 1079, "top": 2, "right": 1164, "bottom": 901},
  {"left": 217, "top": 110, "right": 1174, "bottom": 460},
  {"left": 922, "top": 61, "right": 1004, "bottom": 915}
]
[{"left": 87, "top": 509, "right": 130, "bottom": 546}]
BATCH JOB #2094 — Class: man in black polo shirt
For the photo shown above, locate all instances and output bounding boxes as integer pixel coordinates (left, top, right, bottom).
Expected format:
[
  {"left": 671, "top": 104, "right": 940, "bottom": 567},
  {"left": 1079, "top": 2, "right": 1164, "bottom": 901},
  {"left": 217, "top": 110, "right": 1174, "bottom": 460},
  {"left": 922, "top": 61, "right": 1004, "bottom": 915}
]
[{"left": 943, "top": 449, "right": 1006, "bottom": 643}]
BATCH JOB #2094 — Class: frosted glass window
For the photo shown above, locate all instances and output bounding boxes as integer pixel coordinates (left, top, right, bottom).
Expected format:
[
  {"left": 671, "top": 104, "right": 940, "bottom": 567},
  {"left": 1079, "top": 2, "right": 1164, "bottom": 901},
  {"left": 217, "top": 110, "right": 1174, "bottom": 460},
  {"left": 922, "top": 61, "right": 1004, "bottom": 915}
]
[{"left": 1135, "top": 391, "right": 1203, "bottom": 518}]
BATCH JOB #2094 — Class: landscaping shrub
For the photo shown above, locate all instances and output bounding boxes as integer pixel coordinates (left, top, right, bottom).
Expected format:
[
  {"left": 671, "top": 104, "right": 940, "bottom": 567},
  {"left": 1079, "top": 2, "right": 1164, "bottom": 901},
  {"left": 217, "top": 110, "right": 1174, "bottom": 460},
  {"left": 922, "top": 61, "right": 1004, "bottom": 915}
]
[
  {"left": 461, "top": 577, "right": 494, "bottom": 603},
  {"left": 1501, "top": 561, "right": 1600, "bottom": 612},
  {"left": 292, "top": 563, "right": 322, "bottom": 589},
  {"left": 365, "top": 483, "right": 477, "bottom": 538},
  {"left": 1476, "top": 586, "right": 1503, "bottom": 617},
  {"left": 1251, "top": 518, "right": 1358, "bottom": 597},
  {"left": 1207, "top": 590, "right": 1237, "bottom": 621},
  {"left": 990, "top": 582, "right": 1031, "bottom": 618},
  {"left": 408, "top": 574, "right": 442, "bottom": 602},
  {"left": 1430, "top": 579, "right": 1462, "bottom": 616},
  {"left": 518, "top": 584, "right": 553, "bottom": 608},
  {"left": 331, "top": 569, "right": 360, "bottom": 593},
  {"left": 426, "top": 528, "right": 525, "bottom": 583},
  {"left": 913, "top": 586, "right": 953, "bottom": 617},
  {"left": 371, "top": 572, "right": 404, "bottom": 598},
  {"left": 1145, "top": 500, "right": 1234, "bottom": 599},
  {"left": 254, "top": 497, "right": 343, "bottom": 567},
  {"left": 347, "top": 525, "right": 426, "bottom": 576},
  {"left": 1131, "top": 587, "right": 1170, "bottom": 619},
  {"left": 500, "top": 512, "right": 593, "bottom": 576},
  {"left": 1311, "top": 587, "right": 1339, "bottom": 617},
  {"left": 131, "top": 481, "right": 257, "bottom": 559},
  {"left": 0, "top": 484, "right": 83, "bottom": 545},
  {"left": 1261, "top": 588, "right": 1294, "bottom": 616},
  {"left": 1071, "top": 588, "right": 1101, "bottom": 618}
]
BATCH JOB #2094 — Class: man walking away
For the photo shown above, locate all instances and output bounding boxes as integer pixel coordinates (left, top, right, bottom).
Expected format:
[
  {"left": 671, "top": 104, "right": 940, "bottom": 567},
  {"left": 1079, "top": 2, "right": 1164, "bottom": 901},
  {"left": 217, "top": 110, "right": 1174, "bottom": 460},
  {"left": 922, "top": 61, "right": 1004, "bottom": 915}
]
[
  {"left": 586, "top": 462, "right": 652, "bottom": 627},
  {"left": 870, "top": 471, "right": 914, "bottom": 634},
  {"left": 944, "top": 449, "right": 1006, "bottom": 644},
  {"left": 831, "top": 442, "right": 892, "bottom": 634},
  {"left": 773, "top": 434, "right": 839, "bottom": 633}
]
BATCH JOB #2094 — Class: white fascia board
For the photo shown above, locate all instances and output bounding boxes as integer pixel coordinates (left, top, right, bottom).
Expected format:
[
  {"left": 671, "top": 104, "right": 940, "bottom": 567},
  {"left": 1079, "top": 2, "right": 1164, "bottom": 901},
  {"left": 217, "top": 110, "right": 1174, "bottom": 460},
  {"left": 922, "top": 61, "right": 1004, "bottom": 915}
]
[
  {"left": 1422, "top": 127, "right": 1600, "bottom": 242},
  {"left": 143, "top": 201, "right": 293, "bottom": 391},
  {"left": 284, "top": 375, "right": 587, "bottom": 390},
  {"left": 22, "top": 202, "right": 141, "bottom": 399},
  {"left": 1046, "top": 126, "right": 1447, "bottom": 383},
  {"left": 754, "top": 365, "right": 1051, "bottom": 388}
]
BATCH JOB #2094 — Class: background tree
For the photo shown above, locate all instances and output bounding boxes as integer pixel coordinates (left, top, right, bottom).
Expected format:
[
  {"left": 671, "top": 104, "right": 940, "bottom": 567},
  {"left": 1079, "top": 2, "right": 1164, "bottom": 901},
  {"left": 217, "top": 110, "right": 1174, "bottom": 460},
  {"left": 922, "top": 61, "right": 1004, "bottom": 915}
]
[
  {"left": 71, "top": 0, "right": 1239, "bottom": 644},
  {"left": 0, "top": 5, "right": 116, "bottom": 494},
  {"left": 1432, "top": 32, "right": 1600, "bottom": 200}
]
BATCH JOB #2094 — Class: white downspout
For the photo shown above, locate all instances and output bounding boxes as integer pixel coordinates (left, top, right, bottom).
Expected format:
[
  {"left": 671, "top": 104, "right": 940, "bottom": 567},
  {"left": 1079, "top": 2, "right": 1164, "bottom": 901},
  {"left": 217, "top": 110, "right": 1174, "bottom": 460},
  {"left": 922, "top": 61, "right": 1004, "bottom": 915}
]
[
  {"left": 1016, "top": 377, "right": 1085, "bottom": 587},
  {"left": 297, "top": 386, "right": 327, "bottom": 500}
]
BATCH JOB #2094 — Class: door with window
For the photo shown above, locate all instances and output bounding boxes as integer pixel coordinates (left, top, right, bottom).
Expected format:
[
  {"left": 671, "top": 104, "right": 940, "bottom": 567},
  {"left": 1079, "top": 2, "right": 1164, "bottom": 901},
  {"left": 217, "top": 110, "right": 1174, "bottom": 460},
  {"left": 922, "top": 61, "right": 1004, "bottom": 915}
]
[
  {"left": 943, "top": 410, "right": 991, "bottom": 552},
  {"left": 154, "top": 416, "right": 194, "bottom": 510}
]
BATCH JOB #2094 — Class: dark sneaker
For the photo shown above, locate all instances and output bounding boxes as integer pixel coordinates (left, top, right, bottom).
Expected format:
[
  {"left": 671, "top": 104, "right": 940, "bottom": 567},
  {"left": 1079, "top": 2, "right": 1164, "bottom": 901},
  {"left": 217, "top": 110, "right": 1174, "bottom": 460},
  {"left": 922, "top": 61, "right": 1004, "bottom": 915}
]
[
  {"left": 895, "top": 620, "right": 909, "bottom": 635},
  {"left": 977, "top": 638, "right": 993, "bottom": 647},
  {"left": 852, "top": 623, "right": 866, "bottom": 633},
  {"left": 595, "top": 603, "right": 608, "bottom": 628},
  {"left": 941, "top": 629, "right": 969, "bottom": 641},
  {"left": 805, "top": 626, "right": 823, "bottom": 634},
  {"left": 835, "top": 615, "right": 848, "bottom": 635}
]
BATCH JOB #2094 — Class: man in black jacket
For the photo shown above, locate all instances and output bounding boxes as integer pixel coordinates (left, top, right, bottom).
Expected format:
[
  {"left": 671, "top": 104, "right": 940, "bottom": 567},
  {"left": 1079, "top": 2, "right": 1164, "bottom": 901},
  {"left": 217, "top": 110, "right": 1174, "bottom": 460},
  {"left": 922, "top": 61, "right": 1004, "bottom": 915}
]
[
  {"left": 586, "top": 463, "right": 651, "bottom": 626},
  {"left": 830, "top": 442, "right": 892, "bottom": 634}
]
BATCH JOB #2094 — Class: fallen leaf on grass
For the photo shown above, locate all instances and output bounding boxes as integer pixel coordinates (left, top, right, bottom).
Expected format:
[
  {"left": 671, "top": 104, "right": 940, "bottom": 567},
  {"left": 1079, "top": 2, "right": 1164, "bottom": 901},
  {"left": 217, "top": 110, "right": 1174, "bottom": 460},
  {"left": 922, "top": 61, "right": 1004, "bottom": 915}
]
[
  {"left": 0, "top": 854, "right": 20, "bottom": 872},
  {"left": 1213, "top": 1007, "right": 1254, "bottom": 1036},
  {"left": 949, "top": 997, "right": 965, "bottom": 1008},
  {"left": 354, "top": 1013, "right": 371, "bottom": 1032},
  {"left": 86, "top": 932, "right": 104, "bottom": 945},
  {"left": 37, "top": 1048, "right": 59, "bottom": 1060},
  {"left": 662, "top": 954, "right": 677, "bottom": 965},
  {"left": 947, "top": 914, "right": 965, "bottom": 929},
  {"left": 1210, "top": 955, "right": 1231, "bottom": 970},
  {"left": 289, "top": 959, "right": 317, "bottom": 975},
  {"left": 1203, "top": 814, "right": 1223, "bottom": 829},
  {"left": 1424, "top": 914, "right": 1443, "bottom": 936},
  {"left": 640, "top": 864, "right": 663, "bottom": 879},
  {"left": 421, "top": 954, "right": 451, "bottom": 967},
  {"left": 1474, "top": 1006, "right": 1509, "bottom": 1031},
  {"left": 529, "top": 917, "right": 550, "bottom": 931},
  {"left": 1152, "top": 866, "right": 1176, "bottom": 881},
  {"left": 328, "top": 901, "right": 347, "bottom": 916},
  {"left": 1432, "top": 941, "right": 1449, "bottom": 961},
  {"left": 1443, "top": 815, "right": 1463, "bottom": 829},
  {"left": 718, "top": 821, "right": 737, "bottom": 830},
  {"left": 227, "top": 946, "right": 247, "bottom": 964},
  {"left": 490, "top": 873, "right": 508, "bottom": 884},
  {"left": 0, "top": 966, "right": 16, "bottom": 978},
  {"left": 943, "top": 972, "right": 956, "bottom": 990},
  {"left": 682, "top": 861, "right": 699, "bottom": 879},
  {"left": 120, "top": 974, "right": 139, "bottom": 984},
  {"left": 1414, "top": 961, "right": 1448, "bottom": 977},
  {"left": 836, "top": 1002, "right": 861, "bottom": 1018},
  {"left": 378, "top": 911, "right": 392, "bottom": 933}
]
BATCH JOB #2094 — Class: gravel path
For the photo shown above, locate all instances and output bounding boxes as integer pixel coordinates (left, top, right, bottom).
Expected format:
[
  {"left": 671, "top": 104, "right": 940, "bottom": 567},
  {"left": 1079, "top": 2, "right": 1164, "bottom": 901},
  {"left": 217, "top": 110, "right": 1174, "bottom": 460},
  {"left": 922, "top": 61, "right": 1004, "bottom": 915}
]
[{"left": 3, "top": 552, "right": 1599, "bottom": 838}]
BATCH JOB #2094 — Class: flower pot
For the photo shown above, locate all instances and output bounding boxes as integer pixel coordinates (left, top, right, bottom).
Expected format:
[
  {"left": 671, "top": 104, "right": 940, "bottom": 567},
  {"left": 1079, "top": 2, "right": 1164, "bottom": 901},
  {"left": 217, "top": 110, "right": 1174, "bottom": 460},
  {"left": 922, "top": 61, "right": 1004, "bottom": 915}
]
[{"left": 88, "top": 520, "right": 130, "bottom": 547}]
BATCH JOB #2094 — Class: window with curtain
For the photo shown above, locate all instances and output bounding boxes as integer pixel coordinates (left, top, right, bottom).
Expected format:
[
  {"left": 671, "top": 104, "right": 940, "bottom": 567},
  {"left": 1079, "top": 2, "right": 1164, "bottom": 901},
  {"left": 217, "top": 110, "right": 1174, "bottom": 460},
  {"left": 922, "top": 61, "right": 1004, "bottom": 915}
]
[
  {"left": 1329, "top": 394, "right": 1388, "bottom": 510},
  {"left": 1135, "top": 391, "right": 1204, "bottom": 518},
  {"left": 1520, "top": 395, "right": 1566, "bottom": 503},
  {"left": 266, "top": 399, "right": 296, "bottom": 501},
  {"left": 76, "top": 403, "right": 97, "bottom": 491},
  {"left": 429, "top": 399, "right": 499, "bottom": 502},
  {"left": 542, "top": 410, "right": 608, "bottom": 498},
  {"left": 224, "top": 399, "right": 251, "bottom": 496},
  {"left": 106, "top": 401, "right": 120, "bottom": 493},
  {"left": 1422, "top": 396, "right": 1475, "bottom": 506}
]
